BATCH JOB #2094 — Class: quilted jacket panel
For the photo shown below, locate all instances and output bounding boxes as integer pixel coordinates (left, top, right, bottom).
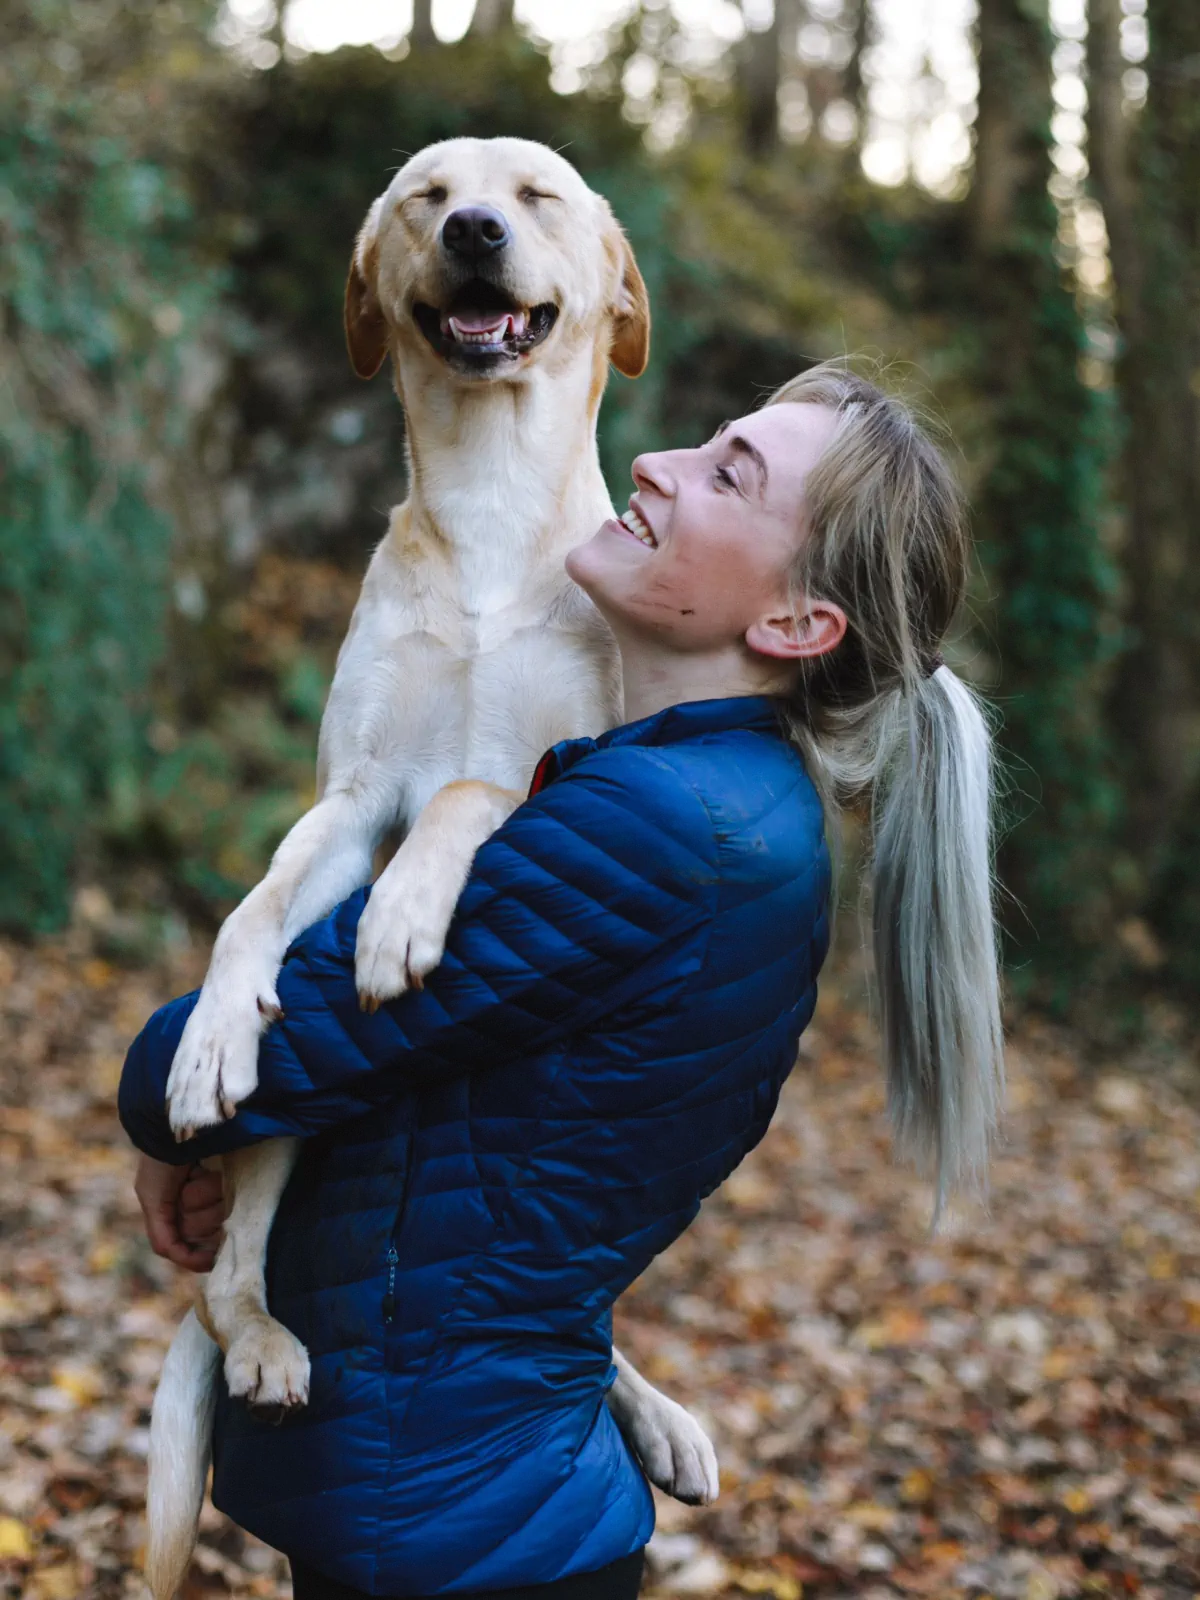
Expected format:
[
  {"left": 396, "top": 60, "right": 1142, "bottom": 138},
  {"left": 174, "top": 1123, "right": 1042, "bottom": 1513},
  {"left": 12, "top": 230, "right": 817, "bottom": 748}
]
[{"left": 120, "top": 696, "right": 832, "bottom": 1596}]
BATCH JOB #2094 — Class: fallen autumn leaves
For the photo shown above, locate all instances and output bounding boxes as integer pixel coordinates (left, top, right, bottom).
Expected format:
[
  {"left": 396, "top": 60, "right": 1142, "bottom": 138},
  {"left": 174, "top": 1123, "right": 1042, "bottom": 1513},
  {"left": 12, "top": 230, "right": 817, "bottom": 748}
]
[{"left": 1, "top": 931, "right": 1198, "bottom": 1599}]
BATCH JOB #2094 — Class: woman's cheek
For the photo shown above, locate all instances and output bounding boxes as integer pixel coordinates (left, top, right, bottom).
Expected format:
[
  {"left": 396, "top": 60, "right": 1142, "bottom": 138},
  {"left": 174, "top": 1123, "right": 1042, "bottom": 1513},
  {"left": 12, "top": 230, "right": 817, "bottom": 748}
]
[{"left": 625, "top": 561, "right": 737, "bottom": 644}]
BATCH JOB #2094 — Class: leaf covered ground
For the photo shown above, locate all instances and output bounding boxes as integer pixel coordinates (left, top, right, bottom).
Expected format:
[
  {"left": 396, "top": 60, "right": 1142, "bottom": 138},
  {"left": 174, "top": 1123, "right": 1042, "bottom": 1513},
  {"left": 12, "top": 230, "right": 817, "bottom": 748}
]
[{"left": 1, "top": 933, "right": 1198, "bottom": 1600}]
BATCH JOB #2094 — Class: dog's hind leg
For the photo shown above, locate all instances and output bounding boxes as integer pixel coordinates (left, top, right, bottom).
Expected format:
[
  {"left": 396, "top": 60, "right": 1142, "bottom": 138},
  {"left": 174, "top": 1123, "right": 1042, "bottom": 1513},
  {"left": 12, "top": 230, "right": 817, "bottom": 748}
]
[
  {"left": 202, "top": 1138, "right": 309, "bottom": 1412},
  {"left": 608, "top": 1348, "right": 720, "bottom": 1506}
]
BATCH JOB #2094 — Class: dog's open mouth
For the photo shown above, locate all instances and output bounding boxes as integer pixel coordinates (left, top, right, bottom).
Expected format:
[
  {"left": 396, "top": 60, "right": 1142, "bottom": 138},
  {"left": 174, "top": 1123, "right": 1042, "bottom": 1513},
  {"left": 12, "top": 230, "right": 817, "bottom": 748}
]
[{"left": 413, "top": 281, "right": 558, "bottom": 369}]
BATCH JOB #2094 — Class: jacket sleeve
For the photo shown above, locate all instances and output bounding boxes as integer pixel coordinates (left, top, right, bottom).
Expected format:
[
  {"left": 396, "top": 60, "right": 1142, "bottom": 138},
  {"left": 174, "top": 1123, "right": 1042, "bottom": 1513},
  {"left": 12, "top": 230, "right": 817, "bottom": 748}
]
[{"left": 119, "top": 748, "right": 718, "bottom": 1163}]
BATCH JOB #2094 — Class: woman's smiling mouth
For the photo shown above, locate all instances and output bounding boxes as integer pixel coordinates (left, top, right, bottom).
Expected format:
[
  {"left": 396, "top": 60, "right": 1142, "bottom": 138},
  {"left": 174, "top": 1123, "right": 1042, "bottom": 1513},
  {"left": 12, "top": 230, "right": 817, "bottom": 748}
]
[{"left": 618, "top": 503, "right": 657, "bottom": 547}]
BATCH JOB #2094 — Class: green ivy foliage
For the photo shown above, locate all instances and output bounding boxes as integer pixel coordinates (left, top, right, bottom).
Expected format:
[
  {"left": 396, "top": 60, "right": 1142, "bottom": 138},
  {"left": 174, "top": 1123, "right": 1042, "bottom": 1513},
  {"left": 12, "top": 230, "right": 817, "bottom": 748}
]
[
  {"left": 0, "top": 2, "right": 218, "bottom": 931},
  {"left": 969, "top": 0, "right": 1122, "bottom": 1005}
]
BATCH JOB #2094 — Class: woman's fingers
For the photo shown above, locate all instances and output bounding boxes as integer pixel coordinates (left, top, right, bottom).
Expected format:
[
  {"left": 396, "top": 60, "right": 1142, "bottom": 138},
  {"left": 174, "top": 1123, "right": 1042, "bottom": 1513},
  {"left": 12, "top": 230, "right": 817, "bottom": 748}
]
[
  {"left": 178, "top": 1166, "right": 226, "bottom": 1242},
  {"left": 134, "top": 1153, "right": 189, "bottom": 1260},
  {"left": 134, "top": 1154, "right": 224, "bottom": 1272}
]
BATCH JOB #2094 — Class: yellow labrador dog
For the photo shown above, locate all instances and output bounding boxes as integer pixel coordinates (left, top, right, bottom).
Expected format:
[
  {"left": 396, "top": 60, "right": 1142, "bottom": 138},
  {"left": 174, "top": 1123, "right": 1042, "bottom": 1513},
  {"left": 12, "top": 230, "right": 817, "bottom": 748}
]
[{"left": 146, "top": 138, "right": 718, "bottom": 1600}]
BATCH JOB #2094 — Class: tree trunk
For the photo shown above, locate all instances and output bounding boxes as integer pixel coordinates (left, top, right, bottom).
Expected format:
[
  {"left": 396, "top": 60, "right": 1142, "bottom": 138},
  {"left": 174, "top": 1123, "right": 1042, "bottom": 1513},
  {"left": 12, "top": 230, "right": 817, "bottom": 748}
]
[
  {"left": 411, "top": 0, "right": 436, "bottom": 49},
  {"left": 469, "top": 0, "right": 515, "bottom": 36},
  {"left": 742, "top": 0, "right": 782, "bottom": 157},
  {"left": 1099, "top": 0, "right": 1200, "bottom": 982},
  {"left": 972, "top": 0, "right": 1120, "bottom": 989},
  {"left": 1086, "top": 0, "right": 1142, "bottom": 341},
  {"left": 843, "top": 0, "right": 872, "bottom": 140},
  {"left": 971, "top": 0, "right": 1047, "bottom": 253},
  {"left": 1091, "top": 0, "right": 1200, "bottom": 868}
]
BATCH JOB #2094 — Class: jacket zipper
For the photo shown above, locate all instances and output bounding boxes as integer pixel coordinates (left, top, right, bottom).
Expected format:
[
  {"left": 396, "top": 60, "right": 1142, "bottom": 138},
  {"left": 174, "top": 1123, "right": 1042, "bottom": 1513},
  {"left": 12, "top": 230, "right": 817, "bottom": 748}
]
[
  {"left": 382, "top": 1246, "right": 398, "bottom": 1324},
  {"left": 382, "top": 1124, "right": 415, "bottom": 1325}
]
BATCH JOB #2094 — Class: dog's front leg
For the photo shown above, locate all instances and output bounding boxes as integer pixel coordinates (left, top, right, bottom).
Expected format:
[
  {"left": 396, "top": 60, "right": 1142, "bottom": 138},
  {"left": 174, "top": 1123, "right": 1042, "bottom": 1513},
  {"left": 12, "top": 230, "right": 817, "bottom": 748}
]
[
  {"left": 356, "top": 780, "right": 522, "bottom": 1009},
  {"left": 199, "top": 1138, "right": 309, "bottom": 1411},
  {"left": 167, "top": 790, "right": 384, "bottom": 1135},
  {"left": 608, "top": 1348, "right": 719, "bottom": 1505}
]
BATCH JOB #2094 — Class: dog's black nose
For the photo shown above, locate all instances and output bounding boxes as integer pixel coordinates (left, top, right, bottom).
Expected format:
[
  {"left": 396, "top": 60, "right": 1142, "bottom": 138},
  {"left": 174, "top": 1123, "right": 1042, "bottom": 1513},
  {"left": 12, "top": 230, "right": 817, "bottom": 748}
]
[{"left": 442, "top": 205, "right": 511, "bottom": 259}]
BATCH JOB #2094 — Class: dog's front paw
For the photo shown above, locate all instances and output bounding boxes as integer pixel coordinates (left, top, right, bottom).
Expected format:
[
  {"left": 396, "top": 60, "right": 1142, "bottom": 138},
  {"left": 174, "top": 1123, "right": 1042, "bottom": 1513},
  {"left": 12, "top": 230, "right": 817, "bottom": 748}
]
[
  {"left": 355, "top": 856, "right": 458, "bottom": 1011},
  {"left": 165, "top": 984, "right": 279, "bottom": 1137},
  {"left": 225, "top": 1320, "right": 311, "bottom": 1412},
  {"left": 623, "top": 1391, "right": 720, "bottom": 1506}
]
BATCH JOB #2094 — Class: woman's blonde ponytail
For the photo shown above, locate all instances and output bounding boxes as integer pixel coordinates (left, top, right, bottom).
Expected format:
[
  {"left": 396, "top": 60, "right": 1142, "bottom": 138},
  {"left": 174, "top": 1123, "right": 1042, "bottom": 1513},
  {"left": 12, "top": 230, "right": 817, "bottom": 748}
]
[
  {"left": 769, "top": 363, "right": 1004, "bottom": 1216},
  {"left": 871, "top": 666, "right": 1003, "bottom": 1218}
]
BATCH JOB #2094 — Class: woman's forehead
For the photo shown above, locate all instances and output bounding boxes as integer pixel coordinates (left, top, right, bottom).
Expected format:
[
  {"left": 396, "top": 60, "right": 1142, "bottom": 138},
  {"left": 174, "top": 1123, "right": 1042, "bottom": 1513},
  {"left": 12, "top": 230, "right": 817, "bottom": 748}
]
[{"left": 730, "top": 403, "right": 839, "bottom": 508}]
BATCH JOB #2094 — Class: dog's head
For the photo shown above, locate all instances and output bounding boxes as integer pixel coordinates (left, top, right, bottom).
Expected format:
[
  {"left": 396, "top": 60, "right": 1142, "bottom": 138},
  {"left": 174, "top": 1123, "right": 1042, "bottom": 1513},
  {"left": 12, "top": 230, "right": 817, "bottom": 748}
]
[{"left": 345, "top": 137, "right": 649, "bottom": 388}]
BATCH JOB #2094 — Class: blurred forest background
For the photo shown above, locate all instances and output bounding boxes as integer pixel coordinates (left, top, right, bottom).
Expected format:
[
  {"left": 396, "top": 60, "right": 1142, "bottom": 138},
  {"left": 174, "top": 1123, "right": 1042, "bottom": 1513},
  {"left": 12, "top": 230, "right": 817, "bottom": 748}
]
[
  {"left": 4, "top": 6, "right": 1200, "bottom": 1600},
  {"left": 2, "top": 0, "right": 1198, "bottom": 1028}
]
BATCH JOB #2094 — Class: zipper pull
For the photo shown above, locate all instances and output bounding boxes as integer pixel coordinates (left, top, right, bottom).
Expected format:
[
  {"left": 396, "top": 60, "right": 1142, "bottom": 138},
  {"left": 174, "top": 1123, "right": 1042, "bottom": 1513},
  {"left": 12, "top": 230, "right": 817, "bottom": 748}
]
[{"left": 382, "top": 1245, "right": 398, "bottom": 1324}]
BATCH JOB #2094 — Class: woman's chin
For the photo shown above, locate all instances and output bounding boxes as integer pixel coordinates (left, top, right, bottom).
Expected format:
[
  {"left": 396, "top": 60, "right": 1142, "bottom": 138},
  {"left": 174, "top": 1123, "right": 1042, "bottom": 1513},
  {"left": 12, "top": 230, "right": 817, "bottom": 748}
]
[
  {"left": 564, "top": 540, "right": 593, "bottom": 590},
  {"left": 565, "top": 524, "right": 616, "bottom": 588},
  {"left": 565, "top": 535, "right": 630, "bottom": 622}
]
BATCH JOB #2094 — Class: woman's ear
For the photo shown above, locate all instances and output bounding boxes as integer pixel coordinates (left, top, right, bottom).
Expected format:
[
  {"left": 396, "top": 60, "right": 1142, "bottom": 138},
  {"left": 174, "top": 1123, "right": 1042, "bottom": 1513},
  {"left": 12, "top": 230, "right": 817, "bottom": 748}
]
[
  {"left": 345, "top": 197, "right": 389, "bottom": 380},
  {"left": 746, "top": 596, "right": 848, "bottom": 663},
  {"left": 604, "top": 216, "right": 650, "bottom": 379}
]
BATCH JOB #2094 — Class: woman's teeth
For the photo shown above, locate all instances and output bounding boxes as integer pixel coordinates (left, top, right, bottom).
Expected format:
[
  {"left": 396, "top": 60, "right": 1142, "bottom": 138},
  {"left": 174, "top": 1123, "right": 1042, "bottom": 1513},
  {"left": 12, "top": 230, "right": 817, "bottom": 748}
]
[{"left": 619, "top": 506, "right": 656, "bottom": 547}]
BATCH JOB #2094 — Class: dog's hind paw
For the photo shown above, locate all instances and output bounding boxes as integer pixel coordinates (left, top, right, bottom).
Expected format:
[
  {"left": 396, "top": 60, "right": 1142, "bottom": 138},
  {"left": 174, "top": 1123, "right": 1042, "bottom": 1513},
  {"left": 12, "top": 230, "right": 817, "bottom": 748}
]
[
  {"left": 225, "top": 1321, "right": 311, "bottom": 1412},
  {"left": 624, "top": 1391, "right": 720, "bottom": 1506}
]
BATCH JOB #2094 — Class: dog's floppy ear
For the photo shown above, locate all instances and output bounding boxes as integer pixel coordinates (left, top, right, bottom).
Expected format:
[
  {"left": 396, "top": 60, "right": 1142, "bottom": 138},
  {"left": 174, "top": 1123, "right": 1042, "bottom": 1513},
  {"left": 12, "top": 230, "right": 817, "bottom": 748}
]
[
  {"left": 345, "top": 198, "right": 389, "bottom": 380},
  {"left": 607, "top": 221, "right": 650, "bottom": 380}
]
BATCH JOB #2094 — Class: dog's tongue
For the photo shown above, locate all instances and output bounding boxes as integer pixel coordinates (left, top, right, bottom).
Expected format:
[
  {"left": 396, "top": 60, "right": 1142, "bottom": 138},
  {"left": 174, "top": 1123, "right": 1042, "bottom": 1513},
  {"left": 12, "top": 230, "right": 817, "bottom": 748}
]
[
  {"left": 455, "top": 310, "right": 509, "bottom": 333},
  {"left": 444, "top": 308, "right": 529, "bottom": 342}
]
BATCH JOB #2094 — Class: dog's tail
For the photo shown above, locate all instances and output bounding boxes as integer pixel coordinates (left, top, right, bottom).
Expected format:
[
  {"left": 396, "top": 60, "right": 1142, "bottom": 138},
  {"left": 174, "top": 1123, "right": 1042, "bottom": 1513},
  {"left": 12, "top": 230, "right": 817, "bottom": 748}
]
[{"left": 145, "top": 1309, "right": 221, "bottom": 1600}]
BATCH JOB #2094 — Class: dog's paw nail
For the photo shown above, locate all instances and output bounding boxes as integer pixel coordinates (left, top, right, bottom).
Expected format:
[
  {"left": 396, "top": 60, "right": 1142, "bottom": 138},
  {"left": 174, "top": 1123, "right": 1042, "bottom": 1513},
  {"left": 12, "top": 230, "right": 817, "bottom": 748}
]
[
  {"left": 221, "top": 1098, "right": 237, "bottom": 1121},
  {"left": 409, "top": 970, "right": 424, "bottom": 992},
  {"left": 257, "top": 997, "right": 283, "bottom": 1022}
]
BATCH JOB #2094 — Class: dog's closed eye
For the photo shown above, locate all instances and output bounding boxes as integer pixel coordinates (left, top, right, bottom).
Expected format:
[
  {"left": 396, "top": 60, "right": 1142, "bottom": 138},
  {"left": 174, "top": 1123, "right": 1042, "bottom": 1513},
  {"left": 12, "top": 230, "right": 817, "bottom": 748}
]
[
  {"left": 518, "top": 186, "right": 561, "bottom": 206},
  {"left": 415, "top": 184, "right": 448, "bottom": 205}
]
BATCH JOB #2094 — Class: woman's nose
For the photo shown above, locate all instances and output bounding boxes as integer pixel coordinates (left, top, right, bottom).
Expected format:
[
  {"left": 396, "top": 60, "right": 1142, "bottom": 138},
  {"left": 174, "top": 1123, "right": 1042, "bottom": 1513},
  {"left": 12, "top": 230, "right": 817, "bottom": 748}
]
[{"left": 631, "top": 451, "right": 673, "bottom": 498}]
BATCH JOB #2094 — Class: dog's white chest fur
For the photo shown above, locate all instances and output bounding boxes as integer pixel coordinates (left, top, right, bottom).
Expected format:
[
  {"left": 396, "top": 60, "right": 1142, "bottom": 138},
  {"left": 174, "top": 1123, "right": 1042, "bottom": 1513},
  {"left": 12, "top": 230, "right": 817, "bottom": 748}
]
[{"left": 320, "top": 520, "right": 619, "bottom": 825}]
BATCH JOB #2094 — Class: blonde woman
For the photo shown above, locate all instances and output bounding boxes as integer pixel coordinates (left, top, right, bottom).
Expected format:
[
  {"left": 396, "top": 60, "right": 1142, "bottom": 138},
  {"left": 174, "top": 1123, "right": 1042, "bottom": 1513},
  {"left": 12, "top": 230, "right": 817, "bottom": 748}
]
[{"left": 124, "top": 363, "right": 1003, "bottom": 1600}]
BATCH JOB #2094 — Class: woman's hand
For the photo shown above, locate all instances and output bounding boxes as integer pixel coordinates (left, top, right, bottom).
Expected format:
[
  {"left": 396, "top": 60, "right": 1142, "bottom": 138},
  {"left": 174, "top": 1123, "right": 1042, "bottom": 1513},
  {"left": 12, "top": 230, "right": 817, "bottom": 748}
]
[{"left": 134, "top": 1154, "right": 225, "bottom": 1272}]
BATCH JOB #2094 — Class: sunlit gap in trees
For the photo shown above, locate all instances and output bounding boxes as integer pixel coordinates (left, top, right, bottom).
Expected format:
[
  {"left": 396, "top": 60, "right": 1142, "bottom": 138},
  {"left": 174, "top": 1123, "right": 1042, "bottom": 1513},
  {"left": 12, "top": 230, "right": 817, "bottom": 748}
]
[
  {"left": 858, "top": 0, "right": 975, "bottom": 194},
  {"left": 1048, "top": 0, "right": 1149, "bottom": 390},
  {"left": 216, "top": 0, "right": 638, "bottom": 65},
  {"left": 215, "top": 0, "right": 1150, "bottom": 314},
  {"left": 219, "top": 0, "right": 976, "bottom": 179}
]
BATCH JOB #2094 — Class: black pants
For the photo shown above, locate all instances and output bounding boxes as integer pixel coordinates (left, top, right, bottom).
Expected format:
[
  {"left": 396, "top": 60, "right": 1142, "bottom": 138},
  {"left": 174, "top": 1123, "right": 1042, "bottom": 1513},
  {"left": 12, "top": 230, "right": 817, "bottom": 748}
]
[{"left": 290, "top": 1549, "right": 645, "bottom": 1600}]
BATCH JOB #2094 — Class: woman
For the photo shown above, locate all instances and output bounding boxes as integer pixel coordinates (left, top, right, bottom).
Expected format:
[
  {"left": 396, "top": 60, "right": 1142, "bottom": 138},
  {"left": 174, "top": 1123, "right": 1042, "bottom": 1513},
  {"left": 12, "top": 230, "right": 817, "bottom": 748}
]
[{"left": 121, "top": 364, "right": 1003, "bottom": 1600}]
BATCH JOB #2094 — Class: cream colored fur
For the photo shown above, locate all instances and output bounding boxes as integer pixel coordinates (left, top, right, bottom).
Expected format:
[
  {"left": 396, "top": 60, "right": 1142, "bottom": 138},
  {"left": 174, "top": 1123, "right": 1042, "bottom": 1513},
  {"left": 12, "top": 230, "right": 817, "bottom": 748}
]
[{"left": 144, "top": 139, "right": 717, "bottom": 1600}]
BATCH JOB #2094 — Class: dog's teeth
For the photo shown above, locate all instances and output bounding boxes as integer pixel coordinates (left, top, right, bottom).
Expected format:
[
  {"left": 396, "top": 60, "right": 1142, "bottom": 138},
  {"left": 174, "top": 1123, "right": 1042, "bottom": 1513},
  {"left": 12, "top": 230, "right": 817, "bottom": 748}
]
[{"left": 444, "top": 312, "right": 530, "bottom": 347}]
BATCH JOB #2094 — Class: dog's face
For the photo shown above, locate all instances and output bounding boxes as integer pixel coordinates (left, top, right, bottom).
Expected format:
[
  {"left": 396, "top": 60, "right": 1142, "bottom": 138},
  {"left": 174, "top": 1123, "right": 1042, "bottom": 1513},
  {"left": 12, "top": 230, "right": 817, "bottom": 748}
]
[{"left": 345, "top": 137, "right": 649, "bottom": 387}]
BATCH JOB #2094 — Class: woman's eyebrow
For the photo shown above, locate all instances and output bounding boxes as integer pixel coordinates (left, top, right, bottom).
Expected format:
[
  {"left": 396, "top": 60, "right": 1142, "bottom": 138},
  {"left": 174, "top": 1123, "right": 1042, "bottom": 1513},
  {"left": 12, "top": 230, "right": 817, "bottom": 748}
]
[{"left": 713, "top": 421, "right": 769, "bottom": 497}]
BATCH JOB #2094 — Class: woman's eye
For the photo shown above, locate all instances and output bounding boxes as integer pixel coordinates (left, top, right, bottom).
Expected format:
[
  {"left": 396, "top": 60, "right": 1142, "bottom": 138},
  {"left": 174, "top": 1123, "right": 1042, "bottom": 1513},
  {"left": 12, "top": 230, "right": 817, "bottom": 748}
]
[{"left": 714, "top": 464, "right": 737, "bottom": 490}]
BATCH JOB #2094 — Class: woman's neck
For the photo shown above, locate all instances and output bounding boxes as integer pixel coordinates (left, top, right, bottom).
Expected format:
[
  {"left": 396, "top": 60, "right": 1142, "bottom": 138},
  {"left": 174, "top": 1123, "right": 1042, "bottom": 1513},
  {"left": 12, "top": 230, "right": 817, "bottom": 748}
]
[{"left": 615, "top": 635, "right": 783, "bottom": 725}]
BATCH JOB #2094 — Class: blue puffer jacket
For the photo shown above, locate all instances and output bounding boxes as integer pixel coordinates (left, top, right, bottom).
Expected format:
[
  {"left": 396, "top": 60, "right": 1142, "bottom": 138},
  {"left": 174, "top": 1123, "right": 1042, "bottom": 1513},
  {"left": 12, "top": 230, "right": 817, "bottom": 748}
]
[{"left": 120, "top": 696, "right": 831, "bottom": 1598}]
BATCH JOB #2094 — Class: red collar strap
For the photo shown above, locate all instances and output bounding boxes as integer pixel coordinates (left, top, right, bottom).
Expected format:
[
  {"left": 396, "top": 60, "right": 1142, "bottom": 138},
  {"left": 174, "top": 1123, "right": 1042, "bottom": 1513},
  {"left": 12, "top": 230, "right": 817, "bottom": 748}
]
[{"left": 528, "top": 751, "right": 556, "bottom": 798}]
